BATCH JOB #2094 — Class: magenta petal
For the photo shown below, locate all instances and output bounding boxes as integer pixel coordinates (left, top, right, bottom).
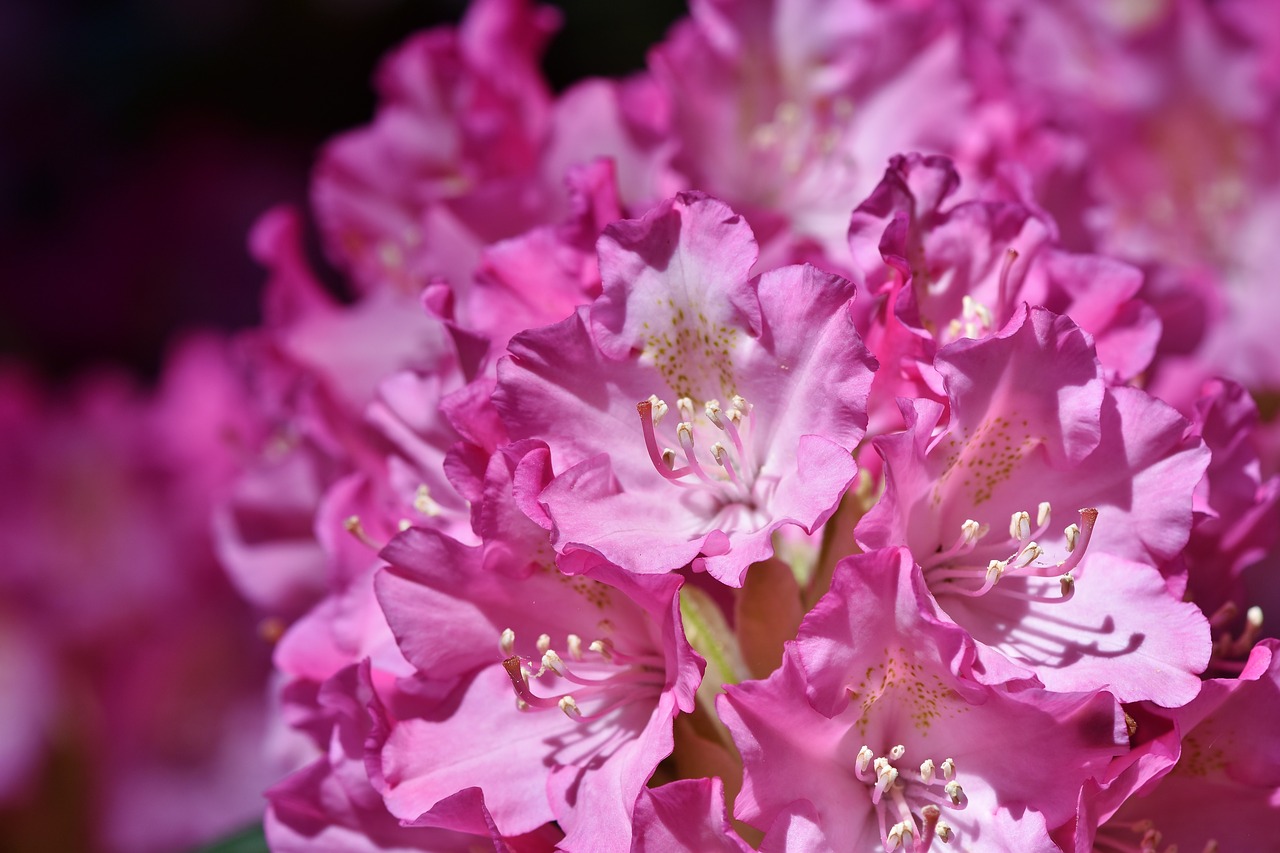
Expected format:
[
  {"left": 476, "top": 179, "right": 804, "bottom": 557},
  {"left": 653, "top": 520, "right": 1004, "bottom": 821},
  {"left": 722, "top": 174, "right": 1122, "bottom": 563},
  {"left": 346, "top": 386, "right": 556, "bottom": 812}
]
[{"left": 632, "top": 778, "right": 747, "bottom": 852}]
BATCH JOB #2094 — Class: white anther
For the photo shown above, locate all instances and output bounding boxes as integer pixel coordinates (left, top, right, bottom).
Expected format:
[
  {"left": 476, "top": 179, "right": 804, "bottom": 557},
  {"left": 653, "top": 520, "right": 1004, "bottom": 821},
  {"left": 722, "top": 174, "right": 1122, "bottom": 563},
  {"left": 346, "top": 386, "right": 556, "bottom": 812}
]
[
  {"left": 1248, "top": 606, "right": 1264, "bottom": 628},
  {"left": 1060, "top": 574, "right": 1075, "bottom": 596},
  {"left": 886, "top": 823, "right": 904, "bottom": 850},
  {"left": 397, "top": 518, "right": 412, "bottom": 531},
  {"left": 1015, "top": 542, "right": 1042, "bottom": 568},
  {"left": 661, "top": 448, "right": 677, "bottom": 470},
  {"left": 730, "top": 394, "right": 750, "bottom": 413},
  {"left": 856, "top": 745, "right": 873, "bottom": 775},
  {"left": 936, "top": 822, "right": 953, "bottom": 843},
  {"left": 726, "top": 408, "right": 742, "bottom": 425},
  {"left": 500, "top": 628, "right": 515, "bottom": 656},
  {"left": 1038, "top": 501, "right": 1052, "bottom": 527},
  {"left": 889, "top": 744, "right": 906, "bottom": 761},
  {"left": 947, "top": 318, "right": 964, "bottom": 339},
  {"left": 558, "top": 695, "right": 581, "bottom": 718},
  {"left": 711, "top": 442, "right": 728, "bottom": 464},
  {"left": 648, "top": 395, "right": 669, "bottom": 425},
  {"left": 677, "top": 422, "right": 695, "bottom": 443},
  {"left": 413, "top": 484, "right": 442, "bottom": 517},
  {"left": 705, "top": 400, "right": 724, "bottom": 427},
  {"left": 541, "top": 650, "right": 565, "bottom": 676},
  {"left": 677, "top": 397, "right": 695, "bottom": 421},
  {"left": 567, "top": 634, "right": 583, "bottom": 660},
  {"left": 1064, "top": 523, "right": 1080, "bottom": 552},
  {"left": 536, "top": 634, "right": 551, "bottom": 654},
  {"left": 589, "top": 639, "right": 613, "bottom": 661},
  {"left": 941, "top": 758, "right": 956, "bottom": 779},
  {"left": 875, "top": 762, "right": 898, "bottom": 793},
  {"left": 986, "top": 560, "right": 1006, "bottom": 585},
  {"left": 945, "top": 780, "right": 964, "bottom": 805},
  {"left": 961, "top": 519, "right": 983, "bottom": 544},
  {"left": 1010, "top": 510, "right": 1031, "bottom": 542},
  {"left": 920, "top": 758, "right": 936, "bottom": 784}
]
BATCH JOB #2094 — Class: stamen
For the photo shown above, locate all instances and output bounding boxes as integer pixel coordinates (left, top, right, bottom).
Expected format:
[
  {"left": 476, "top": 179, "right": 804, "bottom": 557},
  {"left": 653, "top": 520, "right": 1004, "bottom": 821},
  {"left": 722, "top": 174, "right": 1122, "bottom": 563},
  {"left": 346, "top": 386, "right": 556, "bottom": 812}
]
[
  {"left": 920, "top": 759, "right": 935, "bottom": 785},
  {"left": 541, "top": 650, "right": 565, "bottom": 676},
  {"left": 997, "top": 248, "right": 1019, "bottom": 319},
  {"left": 944, "top": 781, "right": 964, "bottom": 805},
  {"left": 936, "top": 821, "right": 953, "bottom": 843},
  {"left": 500, "top": 628, "right": 515, "bottom": 656},
  {"left": 889, "top": 744, "right": 906, "bottom": 761},
  {"left": 413, "top": 484, "right": 442, "bottom": 517},
  {"left": 1064, "top": 523, "right": 1080, "bottom": 552},
  {"left": 711, "top": 442, "right": 742, "bottom": 486},
  {"left": 589, "top": 639, "right": 613, "bottom": 661},
  {"left": 1010, "top": 510, "right": 1031, "bottom": 542},
  {"left": 1013, "top": 541, "right": 1043, "bottom": 568},
  {"left": 677, "top": 397, "right": 695, "bottom": 422},
  {"left": 647, "top": 394, "right": 669, "bottom": 425},
  {"left": 1037, "top": 501, "right": 1051, "bottom": 528},
  {"left": 536, "top": 634, "right": 551, "bottom": 654},
  {"left": 558, "top": 695, "right": 581, "bottom": 718},
  {"left": 677, "top": 422, "right": 717, "bottom": 485},
  {"left": 567, "top": 634, "right": 583, "bottom": 660},
  {"left": 856, "top": 745, "right": 874, "bottom": 776},
  {"left": 1056, "top": 508, "right": 1098, "bottom": 574},
  {"left": 342, "top": 516, "right": 382, "bottom": 550},
  {"left": 941, "top": 758, "right": 955, "bottom": 780}
]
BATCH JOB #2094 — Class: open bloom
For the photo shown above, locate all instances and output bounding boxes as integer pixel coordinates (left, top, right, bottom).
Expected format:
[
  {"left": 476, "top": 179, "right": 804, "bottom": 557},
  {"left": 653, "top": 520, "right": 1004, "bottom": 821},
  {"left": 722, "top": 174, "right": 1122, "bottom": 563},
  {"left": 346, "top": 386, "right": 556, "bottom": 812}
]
[
  {"left": 494, "top": 192, "right": 875, "bottom": 585},
  {"left": 372, "top": 527, "right": 701, "bottom": 851},
  {"left": 720, "top": 547, "right": 1127, "bottom": 851},
  {"left": 858, "top": 305, "right": 1211, "bottom": 704}
]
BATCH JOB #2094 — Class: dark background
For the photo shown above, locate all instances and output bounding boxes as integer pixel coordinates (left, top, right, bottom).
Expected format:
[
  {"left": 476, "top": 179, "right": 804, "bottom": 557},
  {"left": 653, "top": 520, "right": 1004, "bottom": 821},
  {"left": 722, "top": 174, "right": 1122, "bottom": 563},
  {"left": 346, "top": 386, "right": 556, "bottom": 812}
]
[{"left": 0, "top": 0, "right": 686, "bottom": 380}]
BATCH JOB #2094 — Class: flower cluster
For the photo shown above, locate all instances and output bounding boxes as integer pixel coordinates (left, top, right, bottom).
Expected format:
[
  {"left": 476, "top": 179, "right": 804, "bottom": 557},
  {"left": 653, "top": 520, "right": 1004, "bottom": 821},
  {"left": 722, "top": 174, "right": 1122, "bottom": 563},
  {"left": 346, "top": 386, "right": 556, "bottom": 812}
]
[{"left": 5, "top": 0, "right": 1280, "bottom": 850}]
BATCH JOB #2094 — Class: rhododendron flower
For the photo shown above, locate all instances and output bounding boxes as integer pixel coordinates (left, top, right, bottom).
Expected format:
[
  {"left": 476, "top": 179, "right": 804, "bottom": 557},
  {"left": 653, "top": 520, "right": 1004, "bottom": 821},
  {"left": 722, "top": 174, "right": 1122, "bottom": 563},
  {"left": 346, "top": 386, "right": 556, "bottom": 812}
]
[
  {"left": 858, "top": 305, "right": 1211, "bottom": 704},
  {"left": 652, "top": 0, "right": 975, "bottom": 264},
  {"left": 494, "top": 192, "right": 875, "bottom": 585},
  {"left": 373, "top": 527, "right": 702, "bottom": 851},
  {"left": 1078, "top": 640, "right": 1280, "bottom": 852},
  {"left": 721, "top": 547, "right": 1127, "bottom": 851}
]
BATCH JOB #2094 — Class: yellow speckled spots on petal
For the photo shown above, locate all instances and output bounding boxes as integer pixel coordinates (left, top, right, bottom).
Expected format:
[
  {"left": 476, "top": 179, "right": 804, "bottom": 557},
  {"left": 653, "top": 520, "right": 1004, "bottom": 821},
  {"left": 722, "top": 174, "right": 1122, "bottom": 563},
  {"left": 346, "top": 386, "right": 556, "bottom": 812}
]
[
  {"left": 1175, "top": 733, "right": 1230, "bottom": 777},
  {"left": 845, "top": 647, "right": 967, "bottom": 737},
  {"left": 932, "top": 416, "right": 1045, "bottom": 506},
  {"left": 642, "top": 297, "right": 739, "bottom": 399}
]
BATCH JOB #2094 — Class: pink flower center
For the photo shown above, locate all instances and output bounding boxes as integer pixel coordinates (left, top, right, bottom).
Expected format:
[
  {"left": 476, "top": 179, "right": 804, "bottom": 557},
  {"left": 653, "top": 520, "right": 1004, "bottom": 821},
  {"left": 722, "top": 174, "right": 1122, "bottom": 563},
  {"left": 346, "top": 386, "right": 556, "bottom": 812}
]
[
  {"left": 920, "top": 503, "right": 1098, "bottom": 607},
  {"left": 853, "top": 743, "right": 965, "bottom": 851},
  {"left": 500, "top": 628, "right": 667, "bottom": 723}
]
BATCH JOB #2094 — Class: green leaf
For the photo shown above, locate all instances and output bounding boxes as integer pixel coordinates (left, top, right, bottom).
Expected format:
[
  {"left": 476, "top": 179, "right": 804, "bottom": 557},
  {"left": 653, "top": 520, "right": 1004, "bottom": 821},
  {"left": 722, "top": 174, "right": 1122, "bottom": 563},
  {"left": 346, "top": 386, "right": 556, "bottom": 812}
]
[{"left": 192, "top": 824, "right": 269, "bottom": 853}]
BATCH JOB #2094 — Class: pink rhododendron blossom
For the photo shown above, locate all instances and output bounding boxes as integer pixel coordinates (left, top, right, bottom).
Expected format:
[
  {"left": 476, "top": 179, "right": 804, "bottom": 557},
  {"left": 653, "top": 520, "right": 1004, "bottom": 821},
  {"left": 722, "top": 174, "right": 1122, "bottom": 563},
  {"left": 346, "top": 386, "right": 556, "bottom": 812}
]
[
  {"left": 1079, "top": 640, "right": 1280, "bottom": 852},
  {"left": 494, "top": 192, "right": 875, "bottom": 585},
  {"left": 721, "top": 547, "right": 1127, "bottom": 851},
  {"left": 312, "top": 0, "right": 560, "bottom": 296},
  {"left": 373, "top": 527, "right": 702, "bottom": 851},
  {"left": 848, "top": 153, "right": 1160, "bottom": 431},
  {"left": 858, "top": 305, "right": 1211, "bottom": 704},
  {"left": 652, "top": 0, "right": 975, "bottom": 265}
]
